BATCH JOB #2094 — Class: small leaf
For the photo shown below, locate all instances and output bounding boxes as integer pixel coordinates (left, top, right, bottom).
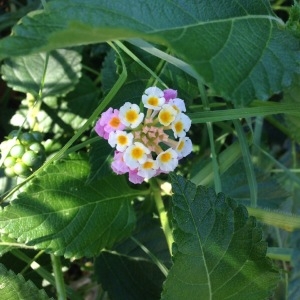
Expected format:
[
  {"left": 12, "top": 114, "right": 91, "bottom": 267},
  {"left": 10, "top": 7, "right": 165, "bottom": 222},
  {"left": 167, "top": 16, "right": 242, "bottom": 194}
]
[
  {"left": 0, "top": 263, "right": 53, "bottom": 300},
  {"left": 1, "top": 49, "right": 82, "bottom": 98},
  {"left": 95, "top": 251, "right": 165, "bottom": 300},
  {"left": 162, "top": 174, "right": 279, "bottom": 300},
  {"left": 0, "top": 154, "right": 139, "bottom": 258}
]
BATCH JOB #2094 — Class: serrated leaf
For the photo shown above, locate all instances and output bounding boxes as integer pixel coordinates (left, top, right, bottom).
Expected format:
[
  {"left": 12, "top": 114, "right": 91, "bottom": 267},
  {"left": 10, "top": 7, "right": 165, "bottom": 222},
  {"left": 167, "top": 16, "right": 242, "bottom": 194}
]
[
  {"left": 0, "top": 235, "right": 15, "bottom": 257},
  {"left": 0, "top": 0, "right": 298, "bottom": 104},
  {"left": 283, "top": 74, "right": 300, "bottom": 143},
  {"left": 221, "top": 160, "right": 289, "bottom": 209},
  {"left": 0, "top": 263, "right": 53, "bottom": 300},
  {"left": 162, "top": 174, "right": 279, "bottom": 300},
  {"left": 95, "top": 251, "right": 165, "bottom": 300},
  {"left": 0, "top": 154, "right": 139, "bottom": 258},
  {"left": 1, "top": 49, "right": 82, "bottom": 98}
]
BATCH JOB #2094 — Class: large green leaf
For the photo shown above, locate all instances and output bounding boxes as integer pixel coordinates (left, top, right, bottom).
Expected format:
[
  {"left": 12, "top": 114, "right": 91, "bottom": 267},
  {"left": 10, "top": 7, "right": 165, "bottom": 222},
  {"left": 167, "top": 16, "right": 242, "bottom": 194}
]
[
  {"left": 0, "top": 263, "right": 53, "bottom": 300},
  {"left": 162, "top": 174, "right": 279, "bottom": 300},
  {"left": 0, "top": 0, "right": 298, "bottom": 104},
  {"left": 1, "top": 49, "right": 82, "bottom": 98},
  {"left": 0, "top": 154, "right": 139, "bottom": 258}
]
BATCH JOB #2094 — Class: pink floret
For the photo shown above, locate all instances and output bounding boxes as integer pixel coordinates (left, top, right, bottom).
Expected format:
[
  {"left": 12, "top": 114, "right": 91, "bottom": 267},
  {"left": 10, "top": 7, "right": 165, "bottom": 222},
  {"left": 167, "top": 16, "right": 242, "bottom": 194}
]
[
  {"left": 111, "top": 151, "right": 130, "bottom": 175},
  {"left": 128, "top": 169, "right": 145, "bottom": 184},
  {"left": 163, "top": 89, "right": 177, "bottom": 102},
  {"left": 95, "top": 108, "right": 125, "bottom": 140}
]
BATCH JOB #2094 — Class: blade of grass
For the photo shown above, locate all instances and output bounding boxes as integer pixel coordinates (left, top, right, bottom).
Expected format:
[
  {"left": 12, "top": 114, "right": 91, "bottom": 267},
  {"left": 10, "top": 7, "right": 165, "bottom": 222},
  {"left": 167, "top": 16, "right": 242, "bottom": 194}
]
[{"left": 233, "top": 119, "right": 257, "bottom": 207}]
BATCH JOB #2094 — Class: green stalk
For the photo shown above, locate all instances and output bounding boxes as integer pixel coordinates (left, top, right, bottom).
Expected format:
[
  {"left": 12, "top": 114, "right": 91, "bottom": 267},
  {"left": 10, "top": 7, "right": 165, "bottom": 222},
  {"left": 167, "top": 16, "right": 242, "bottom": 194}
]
[
  {"left": 11, "top": 249, "right": 81, "bottom": 300},
  {"left": 51, "top": 254, "right": 67, "bottom": 300},
  {"left": 267, "top": 247, "right": 292, "bottom": 262},
  {"left": 198, "top": 81, "right": 222, "bottom": 193},
  {"left": 130, "top": 237, "right": 168, "bottom": 276},
  {"left": 150, "top": 179, "right": 174, "bottom": 255},
  {"left": 233, "top": 119, "right": 257, "bottom": 207}
]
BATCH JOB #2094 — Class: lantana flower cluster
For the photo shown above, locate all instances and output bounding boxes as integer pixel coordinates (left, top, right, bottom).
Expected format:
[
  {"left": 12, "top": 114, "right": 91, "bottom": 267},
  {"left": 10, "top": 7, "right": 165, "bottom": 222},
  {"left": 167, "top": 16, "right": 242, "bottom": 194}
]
[{"left": 95, "top": 87, "right": 192, "bottom": 184}]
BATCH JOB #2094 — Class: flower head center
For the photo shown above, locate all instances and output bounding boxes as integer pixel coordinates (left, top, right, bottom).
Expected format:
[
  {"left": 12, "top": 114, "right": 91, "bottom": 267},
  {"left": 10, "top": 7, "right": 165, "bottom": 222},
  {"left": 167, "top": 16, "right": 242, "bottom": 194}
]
[
  {"left": 177, "top": 140, "right": 184, "bottom": 151},
  {"left": 148, "top": 96, "right": 159, "bottom": 106},
  {"left": 143, "top": 161, "right": 154, "bottom": 169},
  {"left": 126, "top": 110, "right": 139, "bottom": 123},
  {"left": 109, "top": 117, "right": 121, "bottom": 128},
  {"left": 117, "top": 135, "right": 128, "bottom": 145},
  {"left": 160, "top": 152, "right": 172, "bottom": 163},
  {"left": 175, "top": 121, "right": 183, "bottom": 133},
  {"left": 131, "top": 147, "right": 144, "bottom": 159},
  {"left": 159, "top": 111, "right": 173, "bottom": 125}
]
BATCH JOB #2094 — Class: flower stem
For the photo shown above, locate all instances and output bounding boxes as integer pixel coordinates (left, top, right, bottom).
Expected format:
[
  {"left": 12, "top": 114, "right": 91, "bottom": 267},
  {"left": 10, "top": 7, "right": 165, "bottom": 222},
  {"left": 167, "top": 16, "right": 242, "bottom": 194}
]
[
  {"left": 151, "top": 179, "right": 174, "bottom": 255},
  {"left": 51, "top": 254, "right": 67, "bottom": 300}
]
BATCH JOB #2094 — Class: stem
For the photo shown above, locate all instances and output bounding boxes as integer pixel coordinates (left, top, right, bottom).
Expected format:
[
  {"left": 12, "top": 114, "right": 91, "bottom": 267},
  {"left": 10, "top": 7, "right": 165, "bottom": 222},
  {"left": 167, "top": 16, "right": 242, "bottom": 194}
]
[
  {"left": 11, "top": 250, "right": 80, "bottom": 300},
  {"left": 198, "top": 81, "right": 222, "bottom": 193},
  {"left": 150, "top": 179, "right": 174, "bottom": 255},
  {"left": 51, "top": 254, "right": 67, "bottom": 300},
  {"left": 233, "top": 119, "right": 257, "bottom": 207},
  {"left": 130, "top": 237, "right": 168, "bottom": 276}
]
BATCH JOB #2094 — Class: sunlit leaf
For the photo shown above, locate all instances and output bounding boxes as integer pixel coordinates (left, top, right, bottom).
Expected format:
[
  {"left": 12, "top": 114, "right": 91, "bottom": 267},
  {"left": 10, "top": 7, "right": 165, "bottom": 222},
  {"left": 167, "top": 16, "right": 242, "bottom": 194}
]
[
  {"left": 0, "top": 154, "right": 139, "bottom": 258},
  {"left": 0, "top": 0, "right": 298, "bottom": 104},
  {"left": 161, "top": 174, "right": 279, "bottom": 300},
  {"left": 0, "top": 263, "right": 53, "bottom": 300},
  {"left": 1, "top": 49, "right": 82, "bottom": 98}
]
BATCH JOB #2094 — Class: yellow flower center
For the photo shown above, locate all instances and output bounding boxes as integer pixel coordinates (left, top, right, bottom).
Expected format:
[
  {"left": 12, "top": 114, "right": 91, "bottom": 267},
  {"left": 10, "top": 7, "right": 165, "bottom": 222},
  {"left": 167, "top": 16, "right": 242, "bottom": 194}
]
[
  {"left": 143, "top": 161, "right": 154, "bottom": 169},
  {"left": 109, "top": 117, "right": 121, "bottom": 128},
  {"left": 148, "top": 96, "right": 159, "bottom": 106},
  {"left": 131, "top": 147, "right": 144, "bottom": 159},
  {"left": 126, "top": 110, "right": 138, "bottom": 123},
  {"left": 177, "top": 140, "right": 184, "bottom": 151},
  {"left": 160, "top": 152, "right": 172, "bottom": 163},
  {"left": 117, "top": 135, "right": 128, "bottom": 145},
  {"left": 159, "top": 111, "right": 174, "bottom": 126},
  {"left": 175, "top": 121, "right": 183, "bottom": 133}
]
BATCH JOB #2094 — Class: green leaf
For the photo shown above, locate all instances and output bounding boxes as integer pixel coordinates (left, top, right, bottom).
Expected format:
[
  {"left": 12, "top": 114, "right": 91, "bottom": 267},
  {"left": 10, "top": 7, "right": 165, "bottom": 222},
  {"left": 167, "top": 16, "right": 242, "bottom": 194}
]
[
  {"left": 95, "top": 251, "right": 165, "bottom": 300},
  {"left": 0, "top": 0, "right": 298, "bottom": 104},
  {"left": 10, "top": 75, "right": 98, "bottom": 137},
  {"left": 87, "top": 135, "right": 114, "bottom": 182},
  {"left": 289, "top": 230, "right": 300, "bottom": 300},
  {"left": 0, "top": 154, "right": 139, "bottom": 258},
  {"left": 221, "top": 160, "right": 289, "bottom": 209},
  {"left": 115, "top": 213, "right": 171, "bottom": 266},
  {"left": 162, "top": 174, "right": 279, "bottom": 300},
  {"left": 283, "top": 74, "right": 300, "bottom": 143},
  {"left": 0, "top": 263, "right": 53, "bottom": 300},
  {"left": 1, "top": 49, "right": 82, "bottom": 98}
]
